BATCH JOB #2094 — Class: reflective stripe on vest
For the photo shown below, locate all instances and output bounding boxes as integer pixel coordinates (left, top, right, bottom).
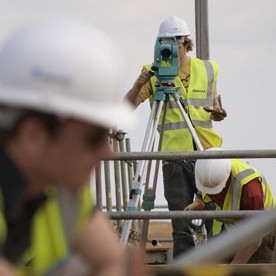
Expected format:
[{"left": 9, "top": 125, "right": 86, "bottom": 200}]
[
  {"left": 225, "top": 160, "right": 275, "bottom": 211},
  {"left": 231, "top": 168, "right": 258, "bottom": 210},
  {"left": 157, "top": 120, "right": 213, "bottom": 132}
]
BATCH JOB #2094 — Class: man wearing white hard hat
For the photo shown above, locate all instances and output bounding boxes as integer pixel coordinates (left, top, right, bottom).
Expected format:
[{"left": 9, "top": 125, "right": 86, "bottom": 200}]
[
  {"left": 0, "top": 19, "right": 139, "bottom": 275},
  {"left": 193, "top": 148, "right": 276, "bottom": 263},
  {"left": 125, "top": 15, "right": 227, "bottom": 257}
]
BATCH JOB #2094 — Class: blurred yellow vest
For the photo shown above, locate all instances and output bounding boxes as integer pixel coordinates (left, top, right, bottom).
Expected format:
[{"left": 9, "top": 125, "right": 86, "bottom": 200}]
[{"left": 0, "top": 185, "right": 93, "bottom": 275}]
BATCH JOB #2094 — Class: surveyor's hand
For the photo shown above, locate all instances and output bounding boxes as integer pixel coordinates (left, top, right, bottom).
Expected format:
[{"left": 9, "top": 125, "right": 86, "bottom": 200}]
[
  {"left": 184, "top": 199, "right": 205, "bottom": 211},
  {"left": 134, "top": 70, "right": 152, "bottom": 89},
  {"left": 74, "top": 210, "right": 125, "bottom": 275},
  {"left": 211, "top": 108, "right": 227, "bottom": 121}
]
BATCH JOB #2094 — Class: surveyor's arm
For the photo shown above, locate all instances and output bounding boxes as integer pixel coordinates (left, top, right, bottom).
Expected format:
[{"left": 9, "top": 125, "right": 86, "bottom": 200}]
[
  {"left": 74, "top": 210, "right": 126, "bottom": 276},
  {"left": 124, "top": 70, "right": 152, "bottom": 108},
  {"left": 47, "top": 210, "right": 127, "bottom": 275},
  {"left": 74, "top": 210, "right": 146, "bottom": 276},
  {"left": 231, "top": 238, "right": 262, "bottom": 264},
  {"left": 184, "top": 192, "right": 205, "bottom": 211}
]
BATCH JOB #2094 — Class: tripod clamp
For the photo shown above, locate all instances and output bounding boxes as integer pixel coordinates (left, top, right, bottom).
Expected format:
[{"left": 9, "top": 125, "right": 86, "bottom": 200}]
[
  {"left": 154, "top": 82, "right": 182, "bottom": 101},
  {"left": 129, "top": 186, "right": 142, "bottom": 200}
]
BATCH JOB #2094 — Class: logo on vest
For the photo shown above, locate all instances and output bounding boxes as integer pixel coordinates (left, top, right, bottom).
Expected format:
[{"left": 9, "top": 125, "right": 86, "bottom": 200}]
[{"left": 192, "top": 89, "right": 206, "bottom": 93}]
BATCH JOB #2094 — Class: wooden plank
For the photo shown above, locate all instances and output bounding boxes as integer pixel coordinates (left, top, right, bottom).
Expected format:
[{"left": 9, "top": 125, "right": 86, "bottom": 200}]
[{"left": 147, "top": 221, "right": 173, "bottom": 250}]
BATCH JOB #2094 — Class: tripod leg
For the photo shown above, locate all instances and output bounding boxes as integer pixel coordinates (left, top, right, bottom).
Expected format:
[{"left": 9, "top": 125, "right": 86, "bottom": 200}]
[
  {"left": 175, "top": 100, "right": 204, "bottom": 151},
  {"left": 120, "top": 100, "right": 164, "bottom": 246},
  {"left": 140, "top": 101, "right": 168, "bottom": 245},
  {"left": 132, "top": 100, "right": 163, "bottom": 183}
]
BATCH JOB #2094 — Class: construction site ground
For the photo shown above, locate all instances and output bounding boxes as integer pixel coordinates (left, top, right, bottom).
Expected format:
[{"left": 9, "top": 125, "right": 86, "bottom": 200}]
[{"left": 145, "top": 221, "right": 276, "bottom": 276}]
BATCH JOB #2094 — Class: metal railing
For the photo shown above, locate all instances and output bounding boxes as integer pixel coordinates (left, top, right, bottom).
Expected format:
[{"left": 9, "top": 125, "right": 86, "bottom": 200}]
[
  {"left": 96, "top": 142, "right": 276, "bottom": 268},
  {"left": 107, "top": 210, "right": 263, "bottom": 220},
  {"left": 102, "top": 149, "right": 276, "bottom": 161}
]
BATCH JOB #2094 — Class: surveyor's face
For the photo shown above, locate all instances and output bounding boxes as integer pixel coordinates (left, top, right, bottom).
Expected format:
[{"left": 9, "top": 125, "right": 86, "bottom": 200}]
[
  {"left": 41, "top": 119, "right": 110, "bottom": 189},
  {"left": 176, "top": 36, "right": 186, "bottom": 60}
]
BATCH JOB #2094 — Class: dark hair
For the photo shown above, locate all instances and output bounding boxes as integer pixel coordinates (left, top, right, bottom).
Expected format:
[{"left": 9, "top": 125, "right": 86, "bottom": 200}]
[
  {"left": 0, "top": 107, "right": 61, "bottom": 144},
  {"left": 184, "top": 36, "right": 193, "bottom": 52}
]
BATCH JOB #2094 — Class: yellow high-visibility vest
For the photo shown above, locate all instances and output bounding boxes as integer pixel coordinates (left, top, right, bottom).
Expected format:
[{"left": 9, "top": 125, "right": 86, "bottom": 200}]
[
  {"left": 144, "top": 57, "right": 222, "bottom": 151},
  {"left": 203, "top": 159, "right": 276, "bottom": 235}
]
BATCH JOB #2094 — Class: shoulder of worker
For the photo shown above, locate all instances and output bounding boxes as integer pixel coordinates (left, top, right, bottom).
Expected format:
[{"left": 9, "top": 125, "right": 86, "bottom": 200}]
[
  {"left": 208, "top": 59, "right": 219, "bottom": 71},
  {"left": 192, "top": 57, "right": 219, "bottom": 70}
]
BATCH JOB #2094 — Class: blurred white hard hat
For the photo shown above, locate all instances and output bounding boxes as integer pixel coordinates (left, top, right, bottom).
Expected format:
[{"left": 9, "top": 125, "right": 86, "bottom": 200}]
[
  {"left": 195, "top": 148, "right": 231, "bottom": 195},
  {"left": 158, "top": 15, "right": 191, "bottom": 37},
  {"left": 0, "top": 18, "right": 134, "bottom": 128}
]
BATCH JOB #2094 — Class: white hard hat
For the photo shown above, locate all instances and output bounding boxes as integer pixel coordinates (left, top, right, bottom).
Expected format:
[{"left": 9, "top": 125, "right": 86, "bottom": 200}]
[
  {"left": 0, "top": 18, "right": 134, "bottom": 128},
  {"left": 158, "top": 15, "right": 191, "bottom": 37},
  {"left": 195, "top": 148, "right": 231, "bottom": 195}
]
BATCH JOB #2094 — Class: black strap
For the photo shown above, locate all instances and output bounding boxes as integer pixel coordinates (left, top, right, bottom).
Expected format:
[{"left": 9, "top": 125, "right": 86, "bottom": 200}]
[{"left": 0, "top": 148, "right": 46, "bottom": 263}]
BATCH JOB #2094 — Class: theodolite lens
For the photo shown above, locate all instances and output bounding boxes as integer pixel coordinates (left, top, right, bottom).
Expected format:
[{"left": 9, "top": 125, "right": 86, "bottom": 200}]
[{"left": 161, "top": 48, "right": 171, "bottom": 59}]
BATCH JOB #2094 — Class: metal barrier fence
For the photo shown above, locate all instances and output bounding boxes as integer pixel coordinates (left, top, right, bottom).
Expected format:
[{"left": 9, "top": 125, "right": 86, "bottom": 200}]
[
  {"left": 97, "top": 145, "right": 276, "bottom": 214},
  {"left": 95, "top": 139, "right": 276, "bottom": 266}
]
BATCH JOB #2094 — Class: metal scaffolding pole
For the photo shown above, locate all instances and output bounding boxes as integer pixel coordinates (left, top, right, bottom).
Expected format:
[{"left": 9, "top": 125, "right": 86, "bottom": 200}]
[
  {"left": 195, "top": 0, "right": 210, "bottom": 59},
  {"left": 104, "top": 160, "right": 112, "bottom": 211},
  {"left": 113, "top": 140, "right": 122, "bottom": 211},
  {"left": 106, "top": 210, "right": 262, "bottom": 220},
  {"left": 102, "top": 149, "right": 276, "bottom": 161},
  {"left": 95, "top": 162, "right": 102, "bottom": 210}
]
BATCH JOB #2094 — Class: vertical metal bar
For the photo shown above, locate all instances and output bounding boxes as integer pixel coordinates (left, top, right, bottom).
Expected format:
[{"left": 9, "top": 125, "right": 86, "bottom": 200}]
[
  {"left": 104, "top": 160, "right": 112, "bottom": 211},
  {"left": 133, "top": 160, "right": 138, "bottom": 180},
  {"left": 119, "top": 139, "right": 128, "bottom": 210},
  {"left": 195, "top": 0, "right": 210, "bottom": 59},
  {"left": 125, "top": 138, "right": 134, "bottom": 191},
  {"left": 113, "top": 139, "right": 122, "bottom": 211},
  {"left": 95, "top": 161, "right": 102, "bottom": 210},
  {"left": 125, "top": 138, "right": 139, "bottom": 231}
]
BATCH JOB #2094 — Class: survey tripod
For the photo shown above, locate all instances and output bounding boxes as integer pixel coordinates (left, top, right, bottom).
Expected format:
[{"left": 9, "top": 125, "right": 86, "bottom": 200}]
[{"left": 120, "top": 37, "right": 204, "bottom": 245}]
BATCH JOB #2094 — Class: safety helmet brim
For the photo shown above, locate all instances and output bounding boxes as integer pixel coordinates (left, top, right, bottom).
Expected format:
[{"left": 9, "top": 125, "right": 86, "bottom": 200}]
[
  {"left": 0, "top": 19, "right": 136, "bottom": 129},
  {"left": 0, "top": 85, "right": 135, "bottom": 128},
  {"left": 195, "top": 171, "right": 228, "bottom": 195}
]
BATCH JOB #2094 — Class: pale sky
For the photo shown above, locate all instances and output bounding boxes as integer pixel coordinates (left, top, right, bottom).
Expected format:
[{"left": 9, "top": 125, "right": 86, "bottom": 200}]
[{"left": 1, "top": 0, "right": 276, "bottom": 205}]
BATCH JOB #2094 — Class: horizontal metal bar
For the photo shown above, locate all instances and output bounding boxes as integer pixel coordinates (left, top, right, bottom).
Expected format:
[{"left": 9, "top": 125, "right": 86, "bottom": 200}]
[
  {"left": 102, "top": 149, "right": 276, "bottom": 161},
  {"left": 102, "top": 204, "right": 168, "bottom": 210},
  {"left": 106, "top": 210, "right": 262, "bottom": 220}
]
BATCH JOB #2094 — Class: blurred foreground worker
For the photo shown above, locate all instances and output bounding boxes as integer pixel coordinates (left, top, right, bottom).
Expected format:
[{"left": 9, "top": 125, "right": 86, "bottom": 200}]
[
  {"left": 125, "top": 15, "right": 227, "bottom": 258},
  {"left": 192, "top": 148, "right": 276, "bottom": 263},
  {"left": 0, "top": 18, "right": 139, "bottom": 275}
]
